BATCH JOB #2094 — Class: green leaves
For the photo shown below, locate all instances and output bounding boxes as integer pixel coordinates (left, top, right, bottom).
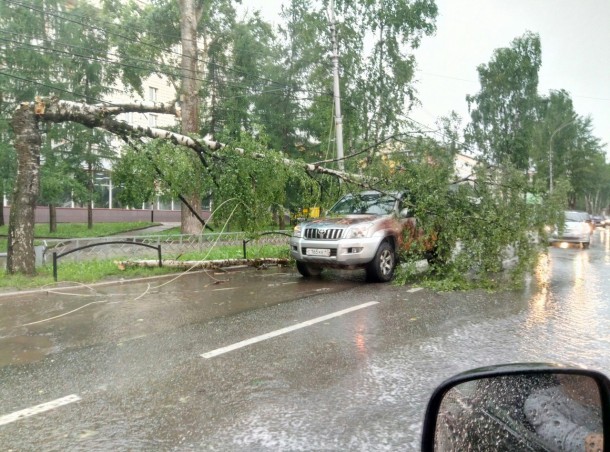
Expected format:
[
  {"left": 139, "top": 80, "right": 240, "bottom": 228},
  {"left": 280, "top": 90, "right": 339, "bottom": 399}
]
[{"left": 466, "top": 32, "right": 542, "bottom": 169}]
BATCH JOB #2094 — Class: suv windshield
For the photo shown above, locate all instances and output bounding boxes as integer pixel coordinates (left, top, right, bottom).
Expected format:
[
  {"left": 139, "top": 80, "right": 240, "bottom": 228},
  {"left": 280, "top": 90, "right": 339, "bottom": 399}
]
[{"left": 329, "top": 193, "right": 397, "bottom": 215}]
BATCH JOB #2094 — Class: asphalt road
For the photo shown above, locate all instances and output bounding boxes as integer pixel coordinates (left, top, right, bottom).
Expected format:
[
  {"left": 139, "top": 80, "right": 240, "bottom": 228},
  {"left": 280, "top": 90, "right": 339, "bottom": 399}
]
[{"left": 1, "top": 228, "right": 610, "bottom": 450}]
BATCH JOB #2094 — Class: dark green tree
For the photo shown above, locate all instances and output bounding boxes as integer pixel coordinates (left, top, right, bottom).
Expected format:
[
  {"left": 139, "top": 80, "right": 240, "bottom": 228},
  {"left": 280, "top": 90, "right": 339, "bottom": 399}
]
[{"left": 466, "top": 32, "right": 542, "bottom": 170}]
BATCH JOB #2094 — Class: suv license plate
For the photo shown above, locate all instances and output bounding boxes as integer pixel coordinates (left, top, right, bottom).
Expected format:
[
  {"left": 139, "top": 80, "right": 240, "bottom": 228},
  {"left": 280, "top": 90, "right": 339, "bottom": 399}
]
[{"left": 306, "top": 248, "right": 330, "bottom": 257}]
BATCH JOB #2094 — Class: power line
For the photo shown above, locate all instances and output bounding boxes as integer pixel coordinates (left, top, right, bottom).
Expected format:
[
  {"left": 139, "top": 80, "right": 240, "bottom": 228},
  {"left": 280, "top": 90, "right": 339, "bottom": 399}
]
[
  {"left": 0, "top": 71, "right": 114, "bottom": 104},
  {"left": 4, "top": 0, "right": 327, "bottom": 96},
  {"left": 1, "top": 32, "right": 329, "bottom": 103}
]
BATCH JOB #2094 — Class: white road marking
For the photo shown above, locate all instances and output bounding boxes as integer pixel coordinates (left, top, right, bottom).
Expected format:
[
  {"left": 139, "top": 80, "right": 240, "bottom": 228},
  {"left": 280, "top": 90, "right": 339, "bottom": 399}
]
[
  {"left": 407, "top": 287, "right": 423, "bottom": 293},
  {"left": 211, "top": 287, "right": 237, "bottom": 292},
  {"left": 0, "top": 394, "right": 81, "bottom": 426},
  {"left": 201, "top": 301, "right": 379, "bottom": 359}
]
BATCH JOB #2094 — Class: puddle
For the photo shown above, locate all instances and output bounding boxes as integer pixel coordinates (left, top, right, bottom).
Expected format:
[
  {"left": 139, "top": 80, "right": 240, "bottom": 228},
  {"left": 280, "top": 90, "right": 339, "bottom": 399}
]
[{"left": 0, "top": 335, "right": 53, "bottom": 366}]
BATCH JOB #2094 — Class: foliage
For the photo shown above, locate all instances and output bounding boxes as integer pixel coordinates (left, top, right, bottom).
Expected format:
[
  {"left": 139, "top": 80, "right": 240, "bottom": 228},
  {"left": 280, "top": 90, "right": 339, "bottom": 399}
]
[
  {"left": 112, "top": 139, "right": 209, "bottom": 209},
  {"left": 210, "top": 133, "right": 320, "bottom": 231},
  {"left": 270, "top": 0, "right": 438, "bottom": 158},
  {"left": 379, "top": 141, "right": 569, "bottom": 290},
  {"left": 179, "top": 243, "right": 291, "bottom": 261},
  {"left": 466, "top": 32, "right": 542, "bottom": 170}
]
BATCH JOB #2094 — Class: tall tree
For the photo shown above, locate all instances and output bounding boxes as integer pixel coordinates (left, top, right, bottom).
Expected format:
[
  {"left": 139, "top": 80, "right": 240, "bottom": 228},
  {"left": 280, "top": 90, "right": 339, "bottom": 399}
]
[
  {"left": 267, "top": 0, "right": 438, "bottom": 162},
  {"left": 107, "top": 0, "right": 239, "bottom": 233},
  {"left": 177, "top": 0, "right": 204, "bottom": 234},
  {"left": 566, "top": 117, "right": 606, "bottom": 209},
  {"left": 1, "top": 0, "right": 128, "bottom": 273},
  {"left": 466, "top": 32, "right": 542, "bottom": 170},
  {"left": 530, "top": 89, "right": 577, "bottom": 193}
]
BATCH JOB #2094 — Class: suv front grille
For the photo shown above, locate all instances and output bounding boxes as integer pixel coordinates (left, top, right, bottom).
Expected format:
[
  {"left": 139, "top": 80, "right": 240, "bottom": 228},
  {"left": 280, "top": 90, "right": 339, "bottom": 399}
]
[{"left": 304, "top": 228, "right": 344, "bottom": 240}]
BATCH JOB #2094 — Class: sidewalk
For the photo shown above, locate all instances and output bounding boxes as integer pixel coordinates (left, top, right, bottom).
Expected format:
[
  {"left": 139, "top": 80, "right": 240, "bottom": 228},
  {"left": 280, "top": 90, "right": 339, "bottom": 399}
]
[{"left": 113, "top": 222, "right": 181, "bottom": 237}]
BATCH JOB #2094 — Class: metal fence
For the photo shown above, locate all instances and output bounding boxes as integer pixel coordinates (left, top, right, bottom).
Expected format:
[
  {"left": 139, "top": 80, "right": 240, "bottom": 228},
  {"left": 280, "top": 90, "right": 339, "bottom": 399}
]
[{"left": 40, "top": 231, "right": 292, "bottom": 263}]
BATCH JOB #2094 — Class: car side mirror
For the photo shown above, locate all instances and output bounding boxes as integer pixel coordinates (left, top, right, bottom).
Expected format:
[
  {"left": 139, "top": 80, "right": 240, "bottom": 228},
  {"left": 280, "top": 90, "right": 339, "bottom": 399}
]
[
  {"left": 400, "top": 208, "right": 412, "bottom": 218},
  {"left": 421, "top": 364, "right": 610, "bottom": 452}
]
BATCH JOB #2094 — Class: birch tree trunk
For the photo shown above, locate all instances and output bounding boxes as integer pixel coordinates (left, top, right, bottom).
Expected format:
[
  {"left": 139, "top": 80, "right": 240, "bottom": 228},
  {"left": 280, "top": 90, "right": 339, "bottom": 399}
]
[
  {"left": 49, "top": 203, "right": 57, "bottom": 233},
  {"left": 7, "top": 105, "right": 41, "bottom": 275},
  {"left": 179, "top": 0, "right": 203, "bottom": 234}
]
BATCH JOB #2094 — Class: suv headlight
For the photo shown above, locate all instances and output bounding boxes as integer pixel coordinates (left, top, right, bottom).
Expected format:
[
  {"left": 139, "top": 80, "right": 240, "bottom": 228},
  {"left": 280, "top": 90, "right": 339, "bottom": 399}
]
[
  {"left": 293, "top": 224, "right": 302, "bottom": 237},
  {"left": 345, "top": 222, "right": 373, "bottom": 239}
]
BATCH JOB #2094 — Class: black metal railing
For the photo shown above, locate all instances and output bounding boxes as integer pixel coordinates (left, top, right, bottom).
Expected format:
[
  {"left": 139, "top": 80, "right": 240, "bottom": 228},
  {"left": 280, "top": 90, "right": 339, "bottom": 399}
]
[
  {"left": 52, "top": 241, "right": 162, "bottom": 282},
  {"left": 242, "top": 231, "right": 292, "bottom": 259}
]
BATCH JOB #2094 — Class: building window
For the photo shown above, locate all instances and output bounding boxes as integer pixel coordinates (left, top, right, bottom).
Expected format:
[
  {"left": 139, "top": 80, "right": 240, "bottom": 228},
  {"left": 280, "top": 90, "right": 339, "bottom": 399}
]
[
  {"left": 148, "top": 114, "right": 157, "bottom": 127},
  {"left": 148, "top": 86, "right": 158, "bottom": 102}
]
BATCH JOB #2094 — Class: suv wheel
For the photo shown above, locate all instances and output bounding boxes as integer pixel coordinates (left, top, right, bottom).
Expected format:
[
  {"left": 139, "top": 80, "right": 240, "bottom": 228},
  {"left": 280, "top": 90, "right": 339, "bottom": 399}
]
[
  {"left": 296, "top": 261, "right": 322, "bottom": 277},
  {"left": 366, "top": 241, "right": 396, "bottom": 282}
]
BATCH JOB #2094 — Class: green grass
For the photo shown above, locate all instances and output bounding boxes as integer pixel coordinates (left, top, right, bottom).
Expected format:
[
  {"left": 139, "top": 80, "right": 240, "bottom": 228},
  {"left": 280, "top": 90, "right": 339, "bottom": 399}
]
[
  {"left": 0, "top": 259, "right": 181, "bottom": 291},
  {"left": 0, "top": 222, "right": 158, "bottom": 239},
  {"left": 0, "top": 222, "right": 291, "bottom": 291},
  {"left": 178, "top": 243, "right": 290, "bottom": 261},
  {"left": 0, "top": 243, "right": 291, "bottom": 291}
]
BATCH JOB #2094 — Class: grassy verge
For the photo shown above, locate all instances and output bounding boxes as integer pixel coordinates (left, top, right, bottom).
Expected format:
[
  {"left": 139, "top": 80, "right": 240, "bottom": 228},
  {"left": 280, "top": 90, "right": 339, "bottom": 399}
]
[
  {"left": 0, "top": 260, "right": 179, "bottom": 291},
  {"left": 0, "top": 243, "right": 292, "bottom": 291},
  {"left": 178, "top": 243, "right": 290, "bottom": 261}
]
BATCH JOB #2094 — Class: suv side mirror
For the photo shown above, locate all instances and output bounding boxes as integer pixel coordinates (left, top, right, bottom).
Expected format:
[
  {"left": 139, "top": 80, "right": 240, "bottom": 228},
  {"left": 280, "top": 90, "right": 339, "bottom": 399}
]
[
  {"left": 400, "top": 208, "right": 412, "bottom": 218},
  {"left": 421, "top": 364, "right": 610, "bottom": 452}
]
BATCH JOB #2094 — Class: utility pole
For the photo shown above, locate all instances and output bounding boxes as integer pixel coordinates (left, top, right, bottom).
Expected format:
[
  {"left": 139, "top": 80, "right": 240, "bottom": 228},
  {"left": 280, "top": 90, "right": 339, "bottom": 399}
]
[{"left": 328, "top": 0, "right": 344, "bottom": 171}]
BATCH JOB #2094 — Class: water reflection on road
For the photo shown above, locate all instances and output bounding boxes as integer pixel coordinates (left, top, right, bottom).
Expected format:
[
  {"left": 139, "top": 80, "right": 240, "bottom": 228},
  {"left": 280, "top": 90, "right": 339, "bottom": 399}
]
[{"left": 522, "top": 229, "right": 610, "bottom": 370}]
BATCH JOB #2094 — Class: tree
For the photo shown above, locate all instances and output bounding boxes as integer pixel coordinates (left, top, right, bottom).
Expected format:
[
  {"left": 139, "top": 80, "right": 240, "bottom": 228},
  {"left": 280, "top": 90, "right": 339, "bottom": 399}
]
[
  {"left": 466, "top": 32, "right": 542, "bottom": 170},
  {"left": 530, "top": 90, "right": 608, "bottom": 209},
  {"left": 530, "top": 89, "right": 577, "bottom": 193},
  {"left": 566, "top": 117, "right": 606, "bottom": 210},
  {"left": 260, "top": 0, "right": 439, "bottom": 162},
  {"left": 6, "top": 99, "right": 178, "bottom": 274},
  {"left": 337, "top": 0, "right": 438, "bottom": 145},
  {"left": 6, "top": 97, "right": 355, "bottom": 274},
  {"left": 106, "top": 0, "right": 240, "bottom": 234},
  {"left": 0, "top": 0, "right": 126, "bottom": 234},
  {"left": 7, "top": 104, "right": 41, "bottom": 275}
]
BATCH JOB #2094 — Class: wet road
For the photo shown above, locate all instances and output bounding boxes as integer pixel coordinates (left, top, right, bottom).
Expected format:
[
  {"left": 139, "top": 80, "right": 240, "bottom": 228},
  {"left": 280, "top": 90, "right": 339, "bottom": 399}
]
[{"left": 1, "top": 228, "right": 610, "bottom": 450}]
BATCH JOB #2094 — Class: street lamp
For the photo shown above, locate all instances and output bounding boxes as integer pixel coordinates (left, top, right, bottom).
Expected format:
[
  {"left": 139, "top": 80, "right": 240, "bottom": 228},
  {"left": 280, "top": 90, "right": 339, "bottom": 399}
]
[{"left": 549, "top": 118, "right": 577, "bottom": 193}]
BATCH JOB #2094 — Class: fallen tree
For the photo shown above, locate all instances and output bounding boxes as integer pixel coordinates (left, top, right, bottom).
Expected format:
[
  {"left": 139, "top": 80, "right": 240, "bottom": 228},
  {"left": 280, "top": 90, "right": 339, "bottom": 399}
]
[
  {"left": 116, "top": 258, "right": 290, "bottom": 270},
  {"left": 7, "top": 97, "right": 372, "bottom": 275}
]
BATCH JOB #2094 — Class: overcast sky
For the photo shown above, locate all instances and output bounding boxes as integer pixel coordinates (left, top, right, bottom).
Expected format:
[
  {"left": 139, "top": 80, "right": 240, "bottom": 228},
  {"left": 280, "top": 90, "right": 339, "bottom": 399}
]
[{"left": 241, "top": 0, "right": 610, "bottom": 153}]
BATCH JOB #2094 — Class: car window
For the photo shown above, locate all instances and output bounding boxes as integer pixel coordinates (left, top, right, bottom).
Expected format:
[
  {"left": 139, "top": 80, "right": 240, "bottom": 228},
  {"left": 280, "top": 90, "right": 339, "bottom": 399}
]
[
  {"left": 565, "top": 212, "right": 586, "bottom": 222},
  {"left": 329, "top": 193, "right": 396, "bottom": 215}
]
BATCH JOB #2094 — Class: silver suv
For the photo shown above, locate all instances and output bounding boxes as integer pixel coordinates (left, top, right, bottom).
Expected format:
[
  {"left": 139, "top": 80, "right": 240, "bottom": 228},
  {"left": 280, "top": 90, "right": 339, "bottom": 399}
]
[{"left": 290, "top": 191, "right": 416, "bottom": 282}]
